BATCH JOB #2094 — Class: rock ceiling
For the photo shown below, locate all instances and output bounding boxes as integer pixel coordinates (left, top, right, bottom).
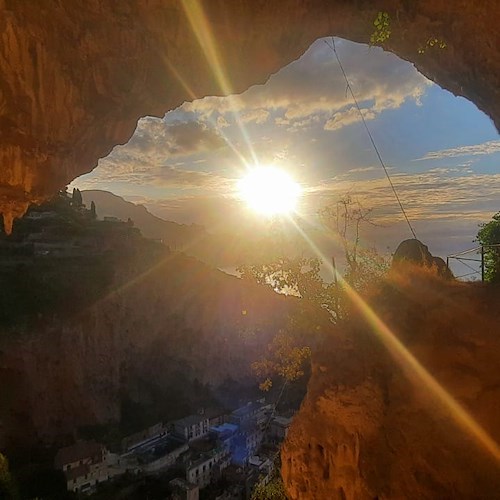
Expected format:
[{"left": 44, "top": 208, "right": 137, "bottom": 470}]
[{"left": 0, "top": 0, "right": 498, "bottom": 232}]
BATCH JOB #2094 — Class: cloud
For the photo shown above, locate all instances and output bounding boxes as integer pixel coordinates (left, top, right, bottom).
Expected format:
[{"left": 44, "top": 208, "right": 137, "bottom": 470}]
[
  {"left": 309, "top": 168, "right": 500, "bottom": 225},
  {"left": 416, "top": 140, "right": 500, "bottom": 161},
  {"left": 126, "top": 118, "right": 226, "bottom": 157},
  {"left": 241, "top": 108, "right": 270, "bottom": 124},
  {"left": 71, "top": 117, "right": 233, "bottom": 191},
  {"left": 324, "top": 106, "right": 376, "bottom": 130},
  {"left": 182, "top": 38, "right": 431, "bottom": 132},
  {"left": 82, "top": 165, "right": 232, "bottom": 191}
]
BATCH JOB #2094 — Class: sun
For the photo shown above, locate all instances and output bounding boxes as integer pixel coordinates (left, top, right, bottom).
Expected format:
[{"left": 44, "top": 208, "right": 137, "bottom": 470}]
[{"left": 237, "top": 166, "right": 302, "bottom": 216}]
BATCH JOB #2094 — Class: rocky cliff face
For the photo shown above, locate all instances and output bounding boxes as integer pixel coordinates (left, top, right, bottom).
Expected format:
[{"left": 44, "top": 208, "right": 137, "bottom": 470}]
[
  {"left": 282, "top": 267, "right": 500, "bottom": 499},
  {"left": 0, "top": 254, "right": 326, "bottom": 450},
  {"left": 0, "top": 0, "right": 499, "bottom": 230}
]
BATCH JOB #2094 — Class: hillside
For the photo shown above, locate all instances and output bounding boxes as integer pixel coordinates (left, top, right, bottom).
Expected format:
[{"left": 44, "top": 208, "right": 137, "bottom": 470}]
[
  {"left": 81, "top": 190, "right": 251, "bottom": 267},
  {"left": 81, "top": 190, "right": 205, "bottom": 247},
  {"left": 0, "top": 248, "right": 331, "bottom": 452}
]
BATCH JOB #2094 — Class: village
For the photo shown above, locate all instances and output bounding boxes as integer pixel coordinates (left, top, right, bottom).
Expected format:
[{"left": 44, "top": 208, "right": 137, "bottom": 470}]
[{"left": 55, "top": 399, "right": 293, "bottom": 499}]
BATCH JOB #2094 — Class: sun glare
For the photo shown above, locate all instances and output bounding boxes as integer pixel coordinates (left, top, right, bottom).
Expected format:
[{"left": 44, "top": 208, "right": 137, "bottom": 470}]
[{"left": 238, "top": 166, "right": 301, "bottom": 216}]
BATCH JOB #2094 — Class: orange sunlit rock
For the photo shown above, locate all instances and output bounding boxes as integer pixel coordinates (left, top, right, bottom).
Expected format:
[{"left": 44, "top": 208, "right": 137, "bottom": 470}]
[{"left": 282, "top": 265, "right": 500, "bottom": 498}]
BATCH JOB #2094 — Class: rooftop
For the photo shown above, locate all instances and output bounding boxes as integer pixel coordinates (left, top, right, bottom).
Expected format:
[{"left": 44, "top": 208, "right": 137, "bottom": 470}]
[
  {"left": 175, "top": 414, "right": 208, "bottom": 428},
  {"left": 231, "top": 402, "right": 266, "bottom": 419},
  {"left": 212, "top": 423, "right": 239, "bottom": 433},
  {"left": 135, "top": 436, "right": 187, "bottom": 464},
  {"left": 170, "top": 477, "right": 199, "bottom": 491},
  {"left": 64, "top": 463, "right": 90, "bottom": 481},
  {"left": 55, "top": 440, "right": 105, "bottom": 469}
]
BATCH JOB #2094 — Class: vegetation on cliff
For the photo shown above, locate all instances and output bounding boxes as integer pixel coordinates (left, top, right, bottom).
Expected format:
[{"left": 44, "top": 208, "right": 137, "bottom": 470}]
[{"left": 476, "top": 211, "right": 500, "bottom": 282}]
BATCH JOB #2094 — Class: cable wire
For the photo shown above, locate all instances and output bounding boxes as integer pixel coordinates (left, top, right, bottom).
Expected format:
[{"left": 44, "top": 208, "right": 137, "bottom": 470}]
[{"left": 325, "top": 37, "right": 418, "bottom": 240}]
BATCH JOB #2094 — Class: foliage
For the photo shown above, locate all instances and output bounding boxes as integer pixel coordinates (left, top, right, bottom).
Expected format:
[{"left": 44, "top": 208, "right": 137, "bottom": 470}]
[
  {"left": 342, "top": 246, "right": 390, "bottom": 293},
  {"left": 418, "top": 37, "right": 447, "bottom": 54},
  {"left": 476, "top": 212, "right": 500, "bottom": 282},
  {"left": 370, "top": 12, "right": 391, "bottom": 45},
  {"left": 238, "top": 255, "right": 334, "bottom": 309},
  {"left": 241, "top": 196, "right": 389, "bottom": 390},
  {"left": 252, "top": 329, "right": 311, "bottom": 392},
  {"left": 90, "top": 200, "right": 97, "bottom": 219},
  {"left": 0, "top": 453, "right": 18, "bottom": 500},
  {"left": 320, "top": 196, "right": 373, "bottom": 266},
  {"left": 251, "top": 476, "right": 288, "bottom": 500},
  {"left": 71, "top": 187, "right": 83, "bottom": 207}
]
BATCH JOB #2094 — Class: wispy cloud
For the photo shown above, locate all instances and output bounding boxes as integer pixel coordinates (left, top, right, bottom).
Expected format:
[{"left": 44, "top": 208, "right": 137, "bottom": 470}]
[
  {"left": 416, "top": 140, "right": 500, "bottom": 161},
  {"left": 310, "top": 169, "right": 500, "bottom": 224}
]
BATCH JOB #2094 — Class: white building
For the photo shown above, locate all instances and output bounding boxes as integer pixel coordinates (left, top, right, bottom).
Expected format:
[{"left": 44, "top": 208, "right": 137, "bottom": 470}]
[
  {"left": 121, "top": 422, "right": 168, "bottom": 453},
  {"left": 267, "top": 415, "right": 293, "bottom": 443},
  {"left": 54, "top": 440, "right": 123, "bottom": 494},
  {"left": 186, "top": 448, "right": 229, "bottom": 489},
  {"left": 174, "top": 415, "right": 210, "bottom": 442},
  {"left": 140, "top": 437, "right": 189, "bottom": 474}
]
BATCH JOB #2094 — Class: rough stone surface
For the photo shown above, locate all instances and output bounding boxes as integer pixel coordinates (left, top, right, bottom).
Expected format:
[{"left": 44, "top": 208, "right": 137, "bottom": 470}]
[
  {"left": 282, "top": 266, "right": 500, "bottom": 499},
  {"left": 0, "top": 0, "right": 499, "bottom": 230}
]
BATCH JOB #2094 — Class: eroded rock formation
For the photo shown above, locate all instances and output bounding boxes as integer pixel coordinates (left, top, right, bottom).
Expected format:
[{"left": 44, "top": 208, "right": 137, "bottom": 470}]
[
  {"left": 282, "top": 266, "right": 500, "bottom": 499},
  {"left": 1, "top": 0, "right": 499, "bottom": 230}
]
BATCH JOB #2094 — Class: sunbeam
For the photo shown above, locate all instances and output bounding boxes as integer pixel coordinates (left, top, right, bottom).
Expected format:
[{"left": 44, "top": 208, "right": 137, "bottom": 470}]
[
  {"left": 180, "top": 0, "right": 259, "bottom": 167},
  {"left": 287, "top": 216, "right": 500, "bottom": 466}
]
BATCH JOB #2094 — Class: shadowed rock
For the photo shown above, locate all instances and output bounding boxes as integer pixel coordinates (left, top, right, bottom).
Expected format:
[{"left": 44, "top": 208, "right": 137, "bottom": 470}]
[{"left": 393, "top": 239, "right": 453, "bottom": 279}]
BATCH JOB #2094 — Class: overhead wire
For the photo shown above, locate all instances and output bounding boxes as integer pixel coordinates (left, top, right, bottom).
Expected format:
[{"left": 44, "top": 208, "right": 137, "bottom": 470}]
[{"left": 324, "top": 37, "right": 418, "bottom": 240}]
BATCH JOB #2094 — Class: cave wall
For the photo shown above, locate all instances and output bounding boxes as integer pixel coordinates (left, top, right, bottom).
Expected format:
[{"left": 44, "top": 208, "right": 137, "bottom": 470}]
[
  {"left": 0, "top": 0, "right": 499, "bottom": 231},
  {"left": 282, "top": 267, "right": 500, "bottom": 499}
]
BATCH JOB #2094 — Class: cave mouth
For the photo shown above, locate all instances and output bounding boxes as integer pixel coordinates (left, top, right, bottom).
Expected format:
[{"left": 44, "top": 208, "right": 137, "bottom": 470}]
[
  {"left": 0, "top": 0, "right": 498, "bottom": 236},
  {"left": 70, "top": 37, "right": 499, "bottom": 276}
]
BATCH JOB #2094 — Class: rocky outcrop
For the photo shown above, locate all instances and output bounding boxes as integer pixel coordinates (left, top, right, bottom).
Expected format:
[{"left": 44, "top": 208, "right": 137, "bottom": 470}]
[
  {"left": 0, "top": 254, "right": 329, "bottom": 450},
  {"left": 282, "top": 266, "right": 500, "bottom": 499},
  {"left": 393, "top": 238, "right": 453, "bottom": 278},
  {"left": 0, "top": 0, "right": 499, "bottom": 230}
]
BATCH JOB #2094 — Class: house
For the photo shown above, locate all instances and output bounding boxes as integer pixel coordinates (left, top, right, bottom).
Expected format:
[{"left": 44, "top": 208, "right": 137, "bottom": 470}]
[
  {"left": 121, "top": 421, "right": 168, "bottom": 453},
  {"left": 135, "top": 435, "right": 189, "bottom": 474},
  {"left": 173, "top": 414, "right": 210, "bottom": 442},
  {"left": 211, "top": 423, "right": 239, "bottom": 457},
  {"left": 228, "top": 401, "right": 272, "bottom": 428},
  {"left": 248, "top": 455, "right": 273, "bottom": 486},
  {"left": 203, "top": 407, "right": 227, "bottom": 427},
  {"left": 185, "top": 447, "right": 229, "bottom": 489},
  {"left": 267, "top": 415, "right": 293, "bottom": 443},
  {"left": 222, "top": 464, "right": 259, "bottom": 500},
  {"left": 170, "top": 477, "right": 200, "bottom": 500},
  {"left": 231, "top": 424, "right": 264, "bottom": 466},
  {"left": 54, "top": 440, "right": 120, "bottom": 494}
]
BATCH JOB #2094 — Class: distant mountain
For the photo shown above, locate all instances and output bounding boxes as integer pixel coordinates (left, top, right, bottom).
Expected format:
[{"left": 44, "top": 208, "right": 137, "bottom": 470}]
[
  {"left": 82, "top": 190, "right": 205, "bottom": 246},
  {"left": 81, "top": 190, "right": 250, "bottom": 266}
]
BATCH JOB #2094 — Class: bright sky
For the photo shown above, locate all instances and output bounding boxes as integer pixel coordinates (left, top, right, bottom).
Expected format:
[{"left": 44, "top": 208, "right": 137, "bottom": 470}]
[{"left": 72, "top": 38, "right": 500, "bottom": 276}]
